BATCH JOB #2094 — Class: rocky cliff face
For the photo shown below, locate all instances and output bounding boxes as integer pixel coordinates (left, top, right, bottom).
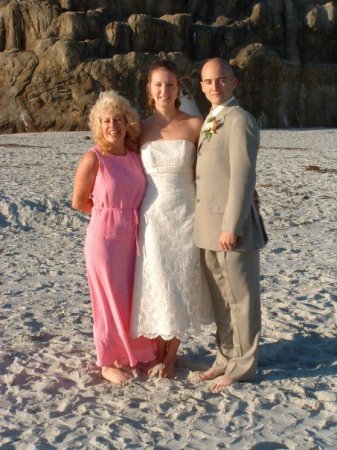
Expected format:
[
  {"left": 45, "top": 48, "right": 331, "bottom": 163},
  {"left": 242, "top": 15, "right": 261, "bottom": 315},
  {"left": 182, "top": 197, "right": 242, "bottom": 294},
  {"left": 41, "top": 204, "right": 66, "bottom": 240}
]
[{"left": 0, "top": 0, "right": 336, "bottom": 132}]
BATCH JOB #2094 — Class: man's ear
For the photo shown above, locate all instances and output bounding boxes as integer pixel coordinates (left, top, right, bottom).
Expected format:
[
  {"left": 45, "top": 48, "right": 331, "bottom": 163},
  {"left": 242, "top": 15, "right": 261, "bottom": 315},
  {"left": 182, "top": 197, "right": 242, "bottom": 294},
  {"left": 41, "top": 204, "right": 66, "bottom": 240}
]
[{"left": 233, "top": 77, "right": 238, "bottom": 90}]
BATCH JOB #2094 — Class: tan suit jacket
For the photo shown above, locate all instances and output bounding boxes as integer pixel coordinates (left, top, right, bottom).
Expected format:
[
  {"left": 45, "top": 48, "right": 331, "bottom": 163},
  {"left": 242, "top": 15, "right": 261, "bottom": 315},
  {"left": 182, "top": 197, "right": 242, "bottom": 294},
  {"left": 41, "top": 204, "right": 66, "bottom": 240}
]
[{"left": 194, "top": 98, "right": 267, "bottom": 252}]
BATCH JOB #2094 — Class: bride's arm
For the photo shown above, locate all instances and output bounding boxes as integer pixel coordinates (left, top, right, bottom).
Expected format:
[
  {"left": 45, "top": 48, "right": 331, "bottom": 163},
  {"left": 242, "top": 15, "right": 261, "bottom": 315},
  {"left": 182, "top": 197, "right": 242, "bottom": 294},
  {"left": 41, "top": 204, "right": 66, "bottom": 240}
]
[{"left": 188, "top": 116, "right": 204, "bottom": 146}]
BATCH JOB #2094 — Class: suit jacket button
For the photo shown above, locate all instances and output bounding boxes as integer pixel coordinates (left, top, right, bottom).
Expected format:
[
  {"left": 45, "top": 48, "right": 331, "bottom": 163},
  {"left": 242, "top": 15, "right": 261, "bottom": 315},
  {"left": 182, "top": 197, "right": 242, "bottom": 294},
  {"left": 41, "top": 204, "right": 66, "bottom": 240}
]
[{"left": 196, "top": 199, "right": 200, "bottom": 203}]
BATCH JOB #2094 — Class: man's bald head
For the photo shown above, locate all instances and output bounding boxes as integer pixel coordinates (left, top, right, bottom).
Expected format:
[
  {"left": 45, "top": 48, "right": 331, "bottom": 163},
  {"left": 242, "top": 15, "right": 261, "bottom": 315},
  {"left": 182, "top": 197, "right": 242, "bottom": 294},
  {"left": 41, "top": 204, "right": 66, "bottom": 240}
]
[
  {"left": 200, "top": 58, "right": 237, "bottom": 107},
  {"left": 201, "top": 58, "right": 234, "bottom": 80}
]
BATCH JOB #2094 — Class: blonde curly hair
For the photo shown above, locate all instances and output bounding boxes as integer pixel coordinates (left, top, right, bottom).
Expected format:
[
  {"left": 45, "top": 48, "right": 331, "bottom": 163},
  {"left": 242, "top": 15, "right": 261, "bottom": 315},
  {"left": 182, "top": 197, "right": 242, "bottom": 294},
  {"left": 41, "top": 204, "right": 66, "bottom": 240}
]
[{"left": 89, "top": 91, "right": 140, "bottom": 153}]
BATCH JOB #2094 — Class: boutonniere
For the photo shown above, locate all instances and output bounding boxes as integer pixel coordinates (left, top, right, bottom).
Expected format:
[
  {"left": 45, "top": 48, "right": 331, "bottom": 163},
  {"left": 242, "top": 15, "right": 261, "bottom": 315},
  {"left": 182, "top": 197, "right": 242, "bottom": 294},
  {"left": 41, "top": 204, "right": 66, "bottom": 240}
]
[{"left": 203, "top": 116, "right": 221, "bottom": 141}]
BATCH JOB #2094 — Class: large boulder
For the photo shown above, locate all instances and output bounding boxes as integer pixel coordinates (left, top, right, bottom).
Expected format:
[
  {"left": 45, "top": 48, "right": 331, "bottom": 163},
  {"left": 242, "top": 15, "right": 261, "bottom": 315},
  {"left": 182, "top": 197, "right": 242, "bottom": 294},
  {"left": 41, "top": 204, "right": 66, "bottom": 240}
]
[
  {"left": 231, "top": 43, "right": 302, "bottom": 127},
  {"left": 299, "top": 62, "right": 337, "bottom": 126},
  {"left": 3, "top": 0, "right": 60, "bottom": 51},
  {"left": 105, "top": 21, "right": 132, "bottom": 54},
  {"left": 0, "top": 50, "right": 39, "bottom": 133},
  {"left": 0, "top": 0, "right": 336, "bottom": 131},
  {"left": 128, "top": 14, "right": 190, "bottom": 53},
  {"left": 161, "top": 14, "right": 193, "bottom": 54}
]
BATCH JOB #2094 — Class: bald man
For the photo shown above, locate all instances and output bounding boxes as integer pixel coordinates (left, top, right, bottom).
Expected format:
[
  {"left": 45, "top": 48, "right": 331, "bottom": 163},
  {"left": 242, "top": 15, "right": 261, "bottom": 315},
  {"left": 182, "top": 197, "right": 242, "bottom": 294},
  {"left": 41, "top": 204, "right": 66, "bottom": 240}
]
[{"left": 194, "top": 58, "right": 267, "bottom": 391}]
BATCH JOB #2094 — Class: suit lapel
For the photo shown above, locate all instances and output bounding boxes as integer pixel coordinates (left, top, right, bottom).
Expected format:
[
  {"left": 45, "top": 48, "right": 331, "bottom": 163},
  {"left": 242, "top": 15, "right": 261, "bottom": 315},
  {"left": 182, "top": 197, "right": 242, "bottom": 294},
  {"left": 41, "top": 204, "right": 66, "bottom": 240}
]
[
  {"left": 197, "top": 98, "right": 240, "bottom": 151},
  {"left": 216, "top": 98, "right": 239, "bottom": 120},
  {"left": 197, "top": 133, "right": 206, "bottom": 151}
]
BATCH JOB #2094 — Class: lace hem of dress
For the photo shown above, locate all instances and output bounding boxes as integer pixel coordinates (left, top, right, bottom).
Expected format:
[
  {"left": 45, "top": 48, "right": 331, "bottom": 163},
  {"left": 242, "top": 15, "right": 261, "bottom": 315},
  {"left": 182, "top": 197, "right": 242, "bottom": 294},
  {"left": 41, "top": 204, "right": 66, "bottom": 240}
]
[{"left": 133, "top": 328, "right": 203, "bottom": 341}]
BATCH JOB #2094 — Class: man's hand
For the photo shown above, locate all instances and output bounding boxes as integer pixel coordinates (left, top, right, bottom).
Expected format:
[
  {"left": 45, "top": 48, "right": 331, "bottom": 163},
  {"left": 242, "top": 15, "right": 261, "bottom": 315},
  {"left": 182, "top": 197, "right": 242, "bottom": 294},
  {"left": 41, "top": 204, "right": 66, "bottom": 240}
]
[{"left": 219, "top": 231, "right": 238, "bottom": 252}]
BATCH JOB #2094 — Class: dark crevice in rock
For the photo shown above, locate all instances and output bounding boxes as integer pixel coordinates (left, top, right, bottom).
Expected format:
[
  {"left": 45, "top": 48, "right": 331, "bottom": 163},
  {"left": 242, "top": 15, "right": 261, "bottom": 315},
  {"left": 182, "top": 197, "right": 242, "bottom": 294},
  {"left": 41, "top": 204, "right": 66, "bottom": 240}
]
[{"left": 0, "top": 0, "right": 336, "bottom": 131}]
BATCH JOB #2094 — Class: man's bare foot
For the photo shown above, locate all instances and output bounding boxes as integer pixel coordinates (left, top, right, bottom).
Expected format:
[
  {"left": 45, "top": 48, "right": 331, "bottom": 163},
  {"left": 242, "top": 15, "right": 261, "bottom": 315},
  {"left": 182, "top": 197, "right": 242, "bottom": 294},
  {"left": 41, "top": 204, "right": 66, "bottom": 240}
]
[
  {"left": 102, "top": 366, "right": 132, "bottom": 385},
  {"left": 210, "top": 375, "right": 234, "bottom": 392},
  {"left": 197, "top": 367, "right": 224, "bottom": 381}
]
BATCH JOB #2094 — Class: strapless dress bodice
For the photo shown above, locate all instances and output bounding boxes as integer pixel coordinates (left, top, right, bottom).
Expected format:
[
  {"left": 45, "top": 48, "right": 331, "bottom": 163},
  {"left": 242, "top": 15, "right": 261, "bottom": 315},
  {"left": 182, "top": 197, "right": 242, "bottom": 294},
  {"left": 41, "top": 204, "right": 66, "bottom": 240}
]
[{"left": 140, "top": 140, "right": 196, "bottom": 175}]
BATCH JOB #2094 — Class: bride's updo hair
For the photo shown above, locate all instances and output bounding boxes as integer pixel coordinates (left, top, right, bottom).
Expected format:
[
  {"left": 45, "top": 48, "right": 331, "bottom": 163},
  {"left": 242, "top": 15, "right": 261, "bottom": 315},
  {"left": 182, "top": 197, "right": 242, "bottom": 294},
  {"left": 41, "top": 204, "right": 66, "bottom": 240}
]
[{"left": 146, "top": 59, "right": 181, "bottom": 113}]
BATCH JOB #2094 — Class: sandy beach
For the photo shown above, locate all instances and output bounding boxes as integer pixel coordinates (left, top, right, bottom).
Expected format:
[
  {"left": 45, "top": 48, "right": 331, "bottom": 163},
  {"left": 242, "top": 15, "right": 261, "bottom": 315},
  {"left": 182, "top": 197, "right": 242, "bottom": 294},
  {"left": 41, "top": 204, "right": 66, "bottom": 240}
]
[{"left": 1, "top": 129, "right": 336, "bottom": 449}]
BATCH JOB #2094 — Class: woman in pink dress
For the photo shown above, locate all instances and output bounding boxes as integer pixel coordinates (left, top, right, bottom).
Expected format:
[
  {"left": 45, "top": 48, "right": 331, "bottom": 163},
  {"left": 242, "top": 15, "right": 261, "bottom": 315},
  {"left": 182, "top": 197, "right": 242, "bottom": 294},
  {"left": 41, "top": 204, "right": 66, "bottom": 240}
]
[{"left": 72, "top": 91, "right": 155, "bottom": 384}]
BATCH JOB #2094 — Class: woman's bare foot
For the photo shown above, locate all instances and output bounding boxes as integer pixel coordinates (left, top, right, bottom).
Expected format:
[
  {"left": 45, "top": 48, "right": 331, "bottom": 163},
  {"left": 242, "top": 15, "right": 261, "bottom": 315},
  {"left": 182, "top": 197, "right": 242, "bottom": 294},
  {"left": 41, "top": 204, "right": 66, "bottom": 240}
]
[
  {"left": 210, "top": 375, "right": 234, "bottom": 392},
  {"left": 147, "top": 336, "right": 167, "bottom": 377},
  {"left": 197, "top": 367, "right": 224, "bottom": 381},
  {"left": 159, "top": 361, "right": 175, "bottom": 379},
  {"left": 147, "top": 337, "right": 180, "bottom": 379},
  {"left": 101, "top": 366, "right": 132, "bottom": 385},
  {"left": 130, "top": 366, "right": 143, "bottom": 379},
  {"left": 157, "top": 337, "right": 180, "bottom": 379},
  {"left": 147, "top": 359, "right": 164, "bottom": 377}
]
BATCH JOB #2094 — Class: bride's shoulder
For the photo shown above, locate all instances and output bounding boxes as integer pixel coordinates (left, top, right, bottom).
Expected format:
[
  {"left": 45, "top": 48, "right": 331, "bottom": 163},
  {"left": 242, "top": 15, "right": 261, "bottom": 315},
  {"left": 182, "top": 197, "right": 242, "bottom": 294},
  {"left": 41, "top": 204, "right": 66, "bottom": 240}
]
[
  {"left": 140, "top": 115, "right": 155, "bottom": 133},
  {"left": 177, "top": 113, "right": 203, "bottom": 145},
  {"left": 181, "top": 113, "right": 203, "bottom": 134},
  {"left": 188, "top": 115, "right": 203, "bottom": 127},
  {"left": 180, "top": 110, "right": 203, "bottom": 123},
  {"left": 140, "top": 116, "right": 156, "bottom": 146}
]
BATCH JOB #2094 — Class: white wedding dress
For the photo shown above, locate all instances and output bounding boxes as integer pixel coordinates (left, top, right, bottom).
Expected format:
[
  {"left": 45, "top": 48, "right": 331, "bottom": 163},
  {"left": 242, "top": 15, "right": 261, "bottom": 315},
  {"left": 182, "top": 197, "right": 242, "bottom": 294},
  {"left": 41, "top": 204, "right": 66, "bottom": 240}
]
[{"left": 131, "top": 140, "right": 212, "bottom": 340}]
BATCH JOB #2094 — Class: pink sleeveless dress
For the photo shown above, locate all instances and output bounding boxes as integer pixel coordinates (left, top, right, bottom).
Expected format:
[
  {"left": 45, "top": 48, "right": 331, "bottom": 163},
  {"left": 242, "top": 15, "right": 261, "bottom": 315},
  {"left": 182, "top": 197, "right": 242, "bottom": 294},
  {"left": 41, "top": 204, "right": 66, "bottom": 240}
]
[{"left": 84, "top": 147, "right": 155, "bottom": 368}]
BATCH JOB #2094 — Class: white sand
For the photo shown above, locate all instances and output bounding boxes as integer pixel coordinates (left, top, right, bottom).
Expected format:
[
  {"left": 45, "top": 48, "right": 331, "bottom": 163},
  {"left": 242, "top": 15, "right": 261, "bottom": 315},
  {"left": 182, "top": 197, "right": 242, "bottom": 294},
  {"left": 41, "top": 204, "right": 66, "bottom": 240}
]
[{"left": 1, "top": 129, "right": 336, "bottom": 450}]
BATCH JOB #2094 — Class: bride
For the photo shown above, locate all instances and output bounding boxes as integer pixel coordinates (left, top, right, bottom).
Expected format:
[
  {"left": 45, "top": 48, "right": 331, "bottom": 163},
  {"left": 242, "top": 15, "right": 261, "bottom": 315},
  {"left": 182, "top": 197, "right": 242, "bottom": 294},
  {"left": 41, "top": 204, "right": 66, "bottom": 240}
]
[{"left": 131, "top": 60, "right": 211, "bottom": 378}]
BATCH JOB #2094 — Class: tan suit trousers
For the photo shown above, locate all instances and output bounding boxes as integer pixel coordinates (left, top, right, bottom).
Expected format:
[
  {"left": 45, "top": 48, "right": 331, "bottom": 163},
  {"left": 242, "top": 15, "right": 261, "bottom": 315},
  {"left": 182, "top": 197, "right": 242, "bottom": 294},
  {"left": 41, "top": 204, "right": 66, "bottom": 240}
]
[{"left": 202, "top": 248, "right": 261, "bottom": 381}]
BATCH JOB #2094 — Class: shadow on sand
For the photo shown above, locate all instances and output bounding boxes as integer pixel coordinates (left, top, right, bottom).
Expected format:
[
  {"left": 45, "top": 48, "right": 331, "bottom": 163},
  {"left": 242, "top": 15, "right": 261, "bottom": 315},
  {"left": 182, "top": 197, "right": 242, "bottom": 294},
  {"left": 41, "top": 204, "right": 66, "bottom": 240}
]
[
  {"left": 258, "top": 332, "right": 337, "bottom": 381},
  {"left": 183, "top": 332, "right": 337, "bottom": 382}
]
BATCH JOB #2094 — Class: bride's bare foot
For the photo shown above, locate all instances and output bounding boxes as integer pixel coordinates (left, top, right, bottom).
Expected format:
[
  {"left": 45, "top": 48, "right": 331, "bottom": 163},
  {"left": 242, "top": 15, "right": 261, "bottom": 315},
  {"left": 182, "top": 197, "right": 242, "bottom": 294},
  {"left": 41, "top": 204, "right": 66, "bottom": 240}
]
[
  {"left": 210, "top": 375, "right": 234, "bottom": 392},
  {"left": 147, "top": 359, "right": 164, "bottom": 377},
  {"left": 102, "top": 366, "right": 132, "bottom": 385},
  {"left": 159, "top": 361, "right": 175, "bottom": 379},
  {"left": 197, "top": 367, "right": 224, "bottom": 381},
  {"left": 147, "top": 337, "right": 180, "bottom": 379}
]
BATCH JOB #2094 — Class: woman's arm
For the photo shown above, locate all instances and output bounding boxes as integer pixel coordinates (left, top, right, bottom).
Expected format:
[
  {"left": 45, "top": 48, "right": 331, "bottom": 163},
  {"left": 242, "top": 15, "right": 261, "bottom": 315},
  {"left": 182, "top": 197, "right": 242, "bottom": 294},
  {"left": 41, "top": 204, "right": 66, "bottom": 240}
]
[{"left": 72, "top": 151, "right": 98, "bottom": 214}]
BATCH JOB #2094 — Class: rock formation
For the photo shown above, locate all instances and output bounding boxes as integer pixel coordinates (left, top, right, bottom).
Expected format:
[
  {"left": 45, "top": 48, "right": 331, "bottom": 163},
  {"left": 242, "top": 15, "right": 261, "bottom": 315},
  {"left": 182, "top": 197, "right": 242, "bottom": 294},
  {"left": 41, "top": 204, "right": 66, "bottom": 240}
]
[{"left": 0, "top": 0, "right": 336, "bottom": 132}]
